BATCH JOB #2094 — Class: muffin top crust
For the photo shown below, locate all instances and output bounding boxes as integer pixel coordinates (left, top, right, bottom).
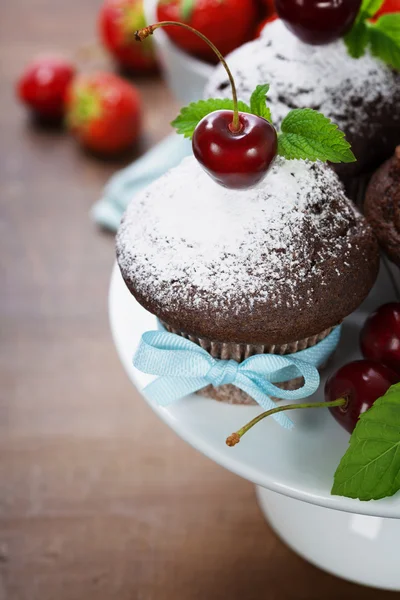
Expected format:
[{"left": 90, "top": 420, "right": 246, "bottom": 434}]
[
  {"left": 205, "top": 19, "right": 400, "bottom": 178},
  {"left": 116, "top": 155, "right": 378, "bottom": 344},
  {"left": 365, "top": 148, "right": 400, "bottom": 267},
  {"left": 206, "top": 19, "right": 399, "bottom": 134}
]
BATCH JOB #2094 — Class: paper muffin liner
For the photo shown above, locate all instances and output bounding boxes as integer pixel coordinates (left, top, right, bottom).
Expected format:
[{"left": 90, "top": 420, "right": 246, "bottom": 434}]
[
  {"left": 200, "top": 377, "right": 307, "bottom": 405},
  {"left": 160, "top": 321, "right": 336, "bottom": 359},
  {"left": 160, "top": 321, "right": 339, "bottom": 405}
]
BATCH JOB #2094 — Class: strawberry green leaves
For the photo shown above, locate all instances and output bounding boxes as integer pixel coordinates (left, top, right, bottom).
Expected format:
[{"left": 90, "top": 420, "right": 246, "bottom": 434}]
[
  {"left": 344, "top": 2, "right": 400, "bottom": 70},
  {"left": 171, "top": 98, "right": 252, "bottom": 138},
  {"left": 171, "top": 84, "right": 355, "bottom": 164},
  {"left": 181, "top": 0, "right": 195, "bottom": 21},
  {"left": 332, "top": 384, "right": 400, "bottom": 501},
  {"left": 277, "top": 109, "right": 356, "bottom": 163}
]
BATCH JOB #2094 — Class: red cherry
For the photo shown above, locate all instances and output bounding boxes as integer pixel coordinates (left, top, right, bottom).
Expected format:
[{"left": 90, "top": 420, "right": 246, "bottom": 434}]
[
  {"left": 275, "top": 0, "right": 362, "bottom": 45},
  {"left": 325, "top": 360, "right": 400, "bottom": 433},
  {"left": 134, "top": 22, "right": 277, "bottom": 189},
  {"left": 360, "top": 303, "right": 400, "bottom": 375},
  {"left": 192, "top": 110, "right": 277, "bottom": 189},
  {"left": 17, "top": 56, "right": 75, "bottom": 121}
]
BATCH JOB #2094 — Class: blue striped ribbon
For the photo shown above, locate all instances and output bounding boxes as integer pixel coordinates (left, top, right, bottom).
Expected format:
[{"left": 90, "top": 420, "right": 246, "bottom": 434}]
[{"left": 133, "top": 326, "right": 341, "bottom": 429}]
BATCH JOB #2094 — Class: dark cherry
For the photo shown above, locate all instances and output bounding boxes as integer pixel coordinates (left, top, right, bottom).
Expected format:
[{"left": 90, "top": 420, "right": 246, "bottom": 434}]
[
  {"left": 136, "top": 23, "right": 278, "bottom": 189},
  {"left": 325, "top": 360, "right": 400, "bottom": 433},
  {"left": 227, "top": 358, "right": 399, "bottom": 445},
  {"left": 192, "top": 110, "right": 277, "bottom": 189},
  {"left": 360, "top": 303, "right": 400, "bottom": 375},
  {"left": 275, "top": 0, "right": 362, "bottom": 45}
]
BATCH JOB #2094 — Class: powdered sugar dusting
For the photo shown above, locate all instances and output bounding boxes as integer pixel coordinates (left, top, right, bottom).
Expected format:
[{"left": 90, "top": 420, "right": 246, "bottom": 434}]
[
  {"left": 205, "top": 19, "right": 400, "bottom": 133},
  {"left": 117, "top": 155, "right": 367, "bottom": 315}
]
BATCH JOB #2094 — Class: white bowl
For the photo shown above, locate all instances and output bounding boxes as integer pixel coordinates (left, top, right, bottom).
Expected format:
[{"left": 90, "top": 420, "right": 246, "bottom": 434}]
[{"left": 143, "top": 0, "right": 213, "bottom": 104}]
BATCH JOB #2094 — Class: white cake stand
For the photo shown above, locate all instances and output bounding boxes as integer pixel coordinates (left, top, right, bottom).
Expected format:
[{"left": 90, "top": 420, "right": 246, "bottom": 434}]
[{"left": 109, "top": 261, "right": 400, "bottom": 590}]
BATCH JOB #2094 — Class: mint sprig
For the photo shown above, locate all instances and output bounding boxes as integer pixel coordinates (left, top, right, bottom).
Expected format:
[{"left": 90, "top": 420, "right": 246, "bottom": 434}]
[
  {"left": 369, "top": 14, "right": 400, "bottom": 70},
  {"left": 344, "top": 20, "right": 370, "bottom": 58},
  {"left": 278, "top": 109, "right": 356, "bottom": 163},
  {"left": 171, "top": 84, "right": 355, "bottom": 164},
  {"left": 171, "top": 84, "right": 274, "bottom": 139},
  {"left": 332, "top": 383, "right": 400, "bottom": 501},
  {"left": 171, "top": 98, "right": 252, "bottom": 138},
  {"left": 249, "top": 84, "right": 272, "bottom": 122},
  {"left": 344, "top": 1, "right": 400, "bottom": 70},
  {"left": 344, "top": 0, "right": 384, "bottom": 57},
  {"left": 358, "top": 0, "right": 384, "bottom": 19}
]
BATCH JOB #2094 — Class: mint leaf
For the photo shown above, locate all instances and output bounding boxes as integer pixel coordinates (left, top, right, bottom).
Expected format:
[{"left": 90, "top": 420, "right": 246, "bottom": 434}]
[
  {"left": 250, "top": 84, "right": 272, "bottom": 122},
  {"left": 332, "top": 383, "right": 400, "bottom": 501},
  {"left": 369, "top": 14, "right": 400, "bottom": 71},
  {"left": 277, "top": 108, "right": 356, "bottom": 164},
  {"left": 171, "top": 98, "right": 252, "bottom": 139},
  {"left": 344, "top": 20, "right": 369, "bottom": 58},
  {"left": 344, "top": 0, "right": 384, "bottom": 58},
  {"left": 359, "top": 0, "right": 384, "bottom": 19}
]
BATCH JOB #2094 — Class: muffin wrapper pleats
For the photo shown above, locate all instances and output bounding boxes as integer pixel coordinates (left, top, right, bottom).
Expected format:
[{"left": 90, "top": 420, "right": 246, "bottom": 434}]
[
  {"left": 160, "top": 321, "right": 336, "bottom": 360},
  {"left": 159, "top": 322, "right": 339, "bottom": 405}
]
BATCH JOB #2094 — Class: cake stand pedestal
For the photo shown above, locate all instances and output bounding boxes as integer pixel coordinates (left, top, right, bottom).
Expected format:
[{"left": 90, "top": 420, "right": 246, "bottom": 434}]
[
  {"left": 109, "top": 262, "right": 400, "bottom": 591},
  {"left": 256, "top": 487, "right": 400, "bottom": 589}
]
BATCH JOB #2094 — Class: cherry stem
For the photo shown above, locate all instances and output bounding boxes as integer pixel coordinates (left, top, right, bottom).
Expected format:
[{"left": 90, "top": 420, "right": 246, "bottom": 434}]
[
  {"left": 226, "top": 398, "right": 347, "bottom": 447},
  {"left": 135, "top": 21, "right": 241, "bottom": 133}
]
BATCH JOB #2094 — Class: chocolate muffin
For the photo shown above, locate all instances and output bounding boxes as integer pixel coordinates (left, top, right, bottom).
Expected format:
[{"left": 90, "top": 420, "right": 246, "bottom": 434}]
[
  {"left": 117, "top": 155, "right": 379, "bottom": 402},
  {"left": 205, "top": 19, "right": 400, "bottom": 187},
  {"left": 364, "top": 147, "right": 400, "bottom": 268}
]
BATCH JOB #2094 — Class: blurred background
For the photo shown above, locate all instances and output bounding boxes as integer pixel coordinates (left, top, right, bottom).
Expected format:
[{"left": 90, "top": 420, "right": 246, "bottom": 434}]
[{"left": 0, "top": 1, "right": 397, "bottom": 598}]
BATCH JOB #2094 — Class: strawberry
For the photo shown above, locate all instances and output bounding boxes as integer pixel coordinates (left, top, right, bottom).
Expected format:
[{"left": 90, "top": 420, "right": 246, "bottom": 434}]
[
  {"left": 17, "top": 56, "right": 75, "bottom": 122},
  {"left": 255, "top": 14, "right": 278, "bottom": 37},
  {"left": 373, "top": 0, "right": 400, "bottom": 18},
  {"left": 156, "top": 0, "right": 258, "bottom": 62},
  {"left": 66, "top": 72, "right": 141, "bottom": 155},
  {"left": 99, "top": 0, "right": 157, "bottom": 73}
]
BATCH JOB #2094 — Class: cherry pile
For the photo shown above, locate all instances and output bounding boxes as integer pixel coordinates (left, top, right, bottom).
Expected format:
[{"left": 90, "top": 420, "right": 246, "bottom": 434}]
[
  {"left": 325, "top": 360, "right": 399, "bottom": 433},
  {"left": 227, "top": 303, "right": 400, "bottom": 445},
  {"left": 326, "top": 303, "right": 400, "bottom": 432}
]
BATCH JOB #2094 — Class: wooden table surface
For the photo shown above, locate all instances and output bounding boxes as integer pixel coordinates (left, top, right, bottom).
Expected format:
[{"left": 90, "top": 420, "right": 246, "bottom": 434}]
[{"left": 0, "top": 1, "right": 398, "bottom": 599}]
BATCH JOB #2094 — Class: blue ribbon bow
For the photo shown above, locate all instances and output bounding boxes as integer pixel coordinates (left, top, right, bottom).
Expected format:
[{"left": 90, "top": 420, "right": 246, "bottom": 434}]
[{"left": 133, "top": 327, "right": 341, "bottom": 429}]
